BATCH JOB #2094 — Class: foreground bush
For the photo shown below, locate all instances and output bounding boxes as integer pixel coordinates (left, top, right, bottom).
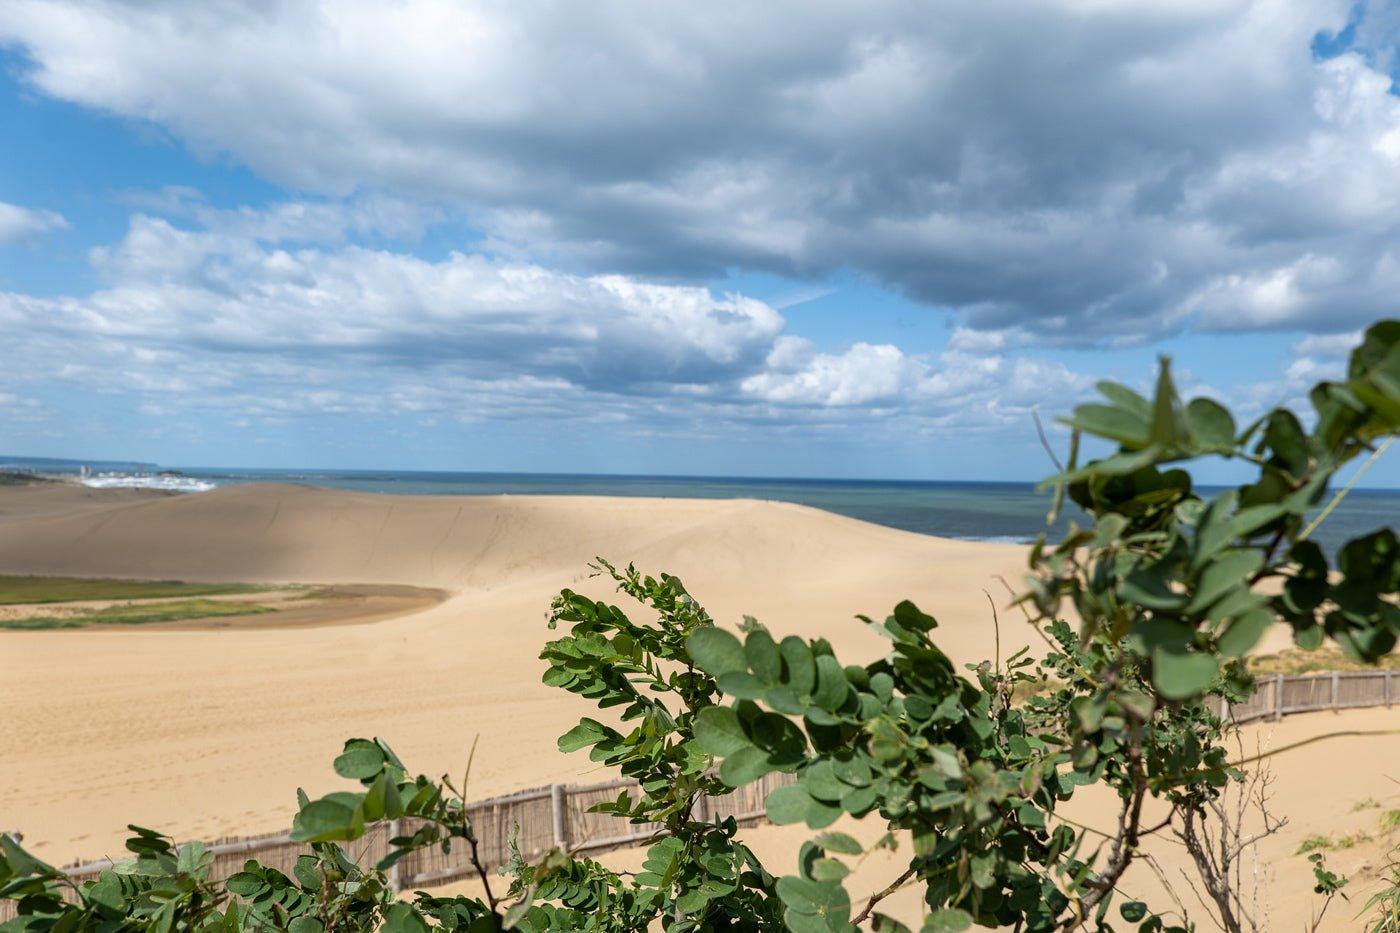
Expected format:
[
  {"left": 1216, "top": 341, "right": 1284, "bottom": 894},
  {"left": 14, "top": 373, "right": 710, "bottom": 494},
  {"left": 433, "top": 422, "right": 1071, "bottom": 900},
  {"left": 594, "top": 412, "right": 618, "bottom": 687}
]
[{"left": 2, "top": 321, "right": 1398, "bottom": 931}]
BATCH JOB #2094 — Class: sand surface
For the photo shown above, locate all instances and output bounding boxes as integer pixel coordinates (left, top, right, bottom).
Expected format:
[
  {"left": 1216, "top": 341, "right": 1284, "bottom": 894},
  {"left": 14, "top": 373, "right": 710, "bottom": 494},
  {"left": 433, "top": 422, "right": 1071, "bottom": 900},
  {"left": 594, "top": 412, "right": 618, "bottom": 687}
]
[
  {"left": 1, "top": 482, "right": 1395, "bottom": 930},
  {"left": 0, "top": 483, "right": 1031, "bottom": 862}
]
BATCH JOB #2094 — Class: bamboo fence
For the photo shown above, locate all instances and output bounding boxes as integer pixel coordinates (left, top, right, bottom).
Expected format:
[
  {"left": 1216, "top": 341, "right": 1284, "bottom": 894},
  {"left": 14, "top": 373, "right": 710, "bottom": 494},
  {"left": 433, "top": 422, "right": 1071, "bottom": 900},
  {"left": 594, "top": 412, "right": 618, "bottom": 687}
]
[
  {"left": 2, "top": 669, "right": 1395, "bottom": 920},
  {"left": 1212, "top": 669, "right": 1399, "bottom": 724}
]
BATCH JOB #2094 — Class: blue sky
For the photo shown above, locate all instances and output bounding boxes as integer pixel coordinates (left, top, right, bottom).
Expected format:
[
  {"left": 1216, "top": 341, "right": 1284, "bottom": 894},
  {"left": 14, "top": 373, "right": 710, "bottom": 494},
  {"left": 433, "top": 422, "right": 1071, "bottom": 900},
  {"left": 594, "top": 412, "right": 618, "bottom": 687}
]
[{"left": 0, "top": 1, "right": 1397, "bottom": 484}]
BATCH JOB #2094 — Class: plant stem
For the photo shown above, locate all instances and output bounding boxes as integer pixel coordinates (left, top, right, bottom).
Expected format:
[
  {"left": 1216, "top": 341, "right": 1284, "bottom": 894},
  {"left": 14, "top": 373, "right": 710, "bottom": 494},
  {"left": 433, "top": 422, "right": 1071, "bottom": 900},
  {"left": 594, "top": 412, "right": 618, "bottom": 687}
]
[{"left": 1298, "top": 437, "right": 1394, "bottom": 542}]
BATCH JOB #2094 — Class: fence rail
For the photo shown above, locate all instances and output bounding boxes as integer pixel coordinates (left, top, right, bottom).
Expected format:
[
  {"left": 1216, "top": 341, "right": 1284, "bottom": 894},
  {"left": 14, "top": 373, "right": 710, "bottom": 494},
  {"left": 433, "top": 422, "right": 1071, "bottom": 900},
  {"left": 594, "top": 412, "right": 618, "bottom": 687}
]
[
  {"left": 1214, "top": 669, "right": 1398, "bottom": 724},
  {"left": 3, "top": 669, "right": 1394, "bottom": 921},
  {"left": 0, "top": 771, "right": 791, "bottom": 920}
]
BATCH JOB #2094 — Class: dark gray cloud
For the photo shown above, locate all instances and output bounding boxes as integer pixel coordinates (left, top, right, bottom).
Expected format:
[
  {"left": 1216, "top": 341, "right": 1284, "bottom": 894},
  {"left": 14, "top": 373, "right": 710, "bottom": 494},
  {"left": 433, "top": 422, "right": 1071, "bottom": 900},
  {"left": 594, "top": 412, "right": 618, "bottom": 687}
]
[{"left": 2, "top": 0, "right": 1397, "bottom": 341}]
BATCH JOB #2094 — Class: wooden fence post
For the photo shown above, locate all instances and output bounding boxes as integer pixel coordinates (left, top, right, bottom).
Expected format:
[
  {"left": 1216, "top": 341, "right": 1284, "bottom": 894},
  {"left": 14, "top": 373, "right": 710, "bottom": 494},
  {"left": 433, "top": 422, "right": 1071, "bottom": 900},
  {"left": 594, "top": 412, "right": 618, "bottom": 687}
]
[
  {"left": 387, "top": 818, "right": 403, "bottom": 892},
  {"left": 1331, "top": 672, "right": 1340, "bottom": 709},
  {"left": 1273, "top": 673, "right": 1284, "bottom": 721},
  {"left": 551, "top": 784, "right": 568, "bottom": 850},
  {"left": 1387, "top": 670, "right": 1394, "bottom": 708}
]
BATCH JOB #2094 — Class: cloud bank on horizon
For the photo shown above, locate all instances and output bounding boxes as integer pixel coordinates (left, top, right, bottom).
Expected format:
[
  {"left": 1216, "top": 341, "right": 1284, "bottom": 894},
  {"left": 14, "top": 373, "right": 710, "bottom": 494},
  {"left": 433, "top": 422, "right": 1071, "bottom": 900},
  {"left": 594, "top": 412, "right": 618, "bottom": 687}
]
[{"left": 0, "top": 0, "right": 1397, "bottom": 478}]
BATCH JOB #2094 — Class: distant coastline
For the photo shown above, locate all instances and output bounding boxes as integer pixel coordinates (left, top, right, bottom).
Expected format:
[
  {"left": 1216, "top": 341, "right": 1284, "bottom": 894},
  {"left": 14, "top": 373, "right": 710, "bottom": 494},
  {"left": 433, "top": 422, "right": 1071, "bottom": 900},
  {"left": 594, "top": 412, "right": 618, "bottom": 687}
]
[{"left": 4, "top": 455, "right": 1397, "bottom": 556}]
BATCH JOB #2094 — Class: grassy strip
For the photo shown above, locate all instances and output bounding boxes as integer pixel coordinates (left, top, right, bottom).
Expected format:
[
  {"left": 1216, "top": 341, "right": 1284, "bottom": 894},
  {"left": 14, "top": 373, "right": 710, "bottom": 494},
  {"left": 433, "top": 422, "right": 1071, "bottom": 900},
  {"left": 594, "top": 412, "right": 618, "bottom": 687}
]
[
  {"left": 0, "top": 471, "right": 58, "bottom": 486},
  {"left": 1247, "top": 646, "right": 1400, "bottom": 675},
  {"left": 0, "top": 598, "right": 275, "bottom": 630},
  {"left": 0, "top": 575, "right": 265, "bottom": 605}
]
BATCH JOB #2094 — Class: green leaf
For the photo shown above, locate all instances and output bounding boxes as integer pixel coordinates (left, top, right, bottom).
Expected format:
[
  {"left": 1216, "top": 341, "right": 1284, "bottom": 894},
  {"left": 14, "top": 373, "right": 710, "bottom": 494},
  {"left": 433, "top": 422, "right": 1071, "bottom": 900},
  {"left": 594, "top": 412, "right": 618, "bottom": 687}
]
[
  {"left": 922, "top": 908, "right": 973, "bottom": 932},
  {"left": 777, "top": 875, "right": 851, "bottom": 928},
  {"left": 1186, "top": 397, "right": 1235, "bottom": 449},
  {"left": 687, "top": 627, "right": 747, "bottom": 676},
  {"left": 810, "top": 857, "right": 849, "bottom": 882},
  {"left": 766, "top": 784, "right": 813, "bottom": 825},
  {"left": 1152, "top": 647, "right": 1219, "bottom": 700},
  {"left": 224, "top": 870, "right": 265, "bottom": 897},
  {"left": 1064, "top": 403, "right": 1150, "bottom": 449},
  {"left": 803, "top": 760, "right": 849, "bottom": 802},
  {"left": 780, "top": 636, "right": 817, "bottom": 694},
  {"left": 718, "top": 746, "right": 772, "bottom": 786},
  {"left": 1217, "top": 608, "right": 1274, "bottom": 657},
  {"left": 1121, "top": 567, "right": 1187, "bottom": 611},
  {"left": 716, "top": 671, "right": 767, "bottom": 700},
  {"left": 293, "top": 855, "right": 322, "bottom": 890},
  {"left": 812, "top": 656, "right": 849, "bottom": 711},
  {"left": 1097, "top": 381, "right": 1152, "bottom": 419},
  {"left": 557, "top": 718, "right": 609, "bottom": 753},
  {"left": 693, "top": 706, "right": 753, "bottom": 756},
  {"left": 288, "top": 918, "right": 324, "bottom": 933},
  {"left": 332, "top": 739, "right": 386, "bottom": 780},
  {"left": 1296, "top": 624, "right": 1325, "bottom": 650},
  {"left": 381, "top": 903, "right": 431, "bottom": 933},
  {"left": 1149, "top": 358, "right": 1188, "bottom": 448},
  {"left": 746, "top": 629, "right": 782, "bottom": 683},
  {"left": 814, "top": 831, "right": 863, "bottom": 855},
  {"left": 1120, "top": 901, "right": 1148, "bottom": 922},
  {"left": 1185, "top": 550, "right": 1264, "bottom": 614},
  {"left": 1263, "top": 410, "right": 1310, "bottom": 476},
  {"left": 892, "top": 600, "right": 937, "bottom": 631},
  {"left": 290, "top": 797, "right": 362, "bottom": 842},
  {"left": 751, "top": 711, "right": 807, "bottom": 760}
]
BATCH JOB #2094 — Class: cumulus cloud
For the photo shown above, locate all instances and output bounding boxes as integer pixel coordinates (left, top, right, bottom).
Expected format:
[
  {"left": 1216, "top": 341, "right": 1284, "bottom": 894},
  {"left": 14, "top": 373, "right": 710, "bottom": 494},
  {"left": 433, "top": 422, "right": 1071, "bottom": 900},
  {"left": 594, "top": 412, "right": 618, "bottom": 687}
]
[
  {"left": 0, "top": 201, "right": 68, "bottom": 243},
  {"left": 0, "top": 202, "right": 1098, "bottom": 434},
  {"left": 23, "top": 212, "right": 785, "bottom": 393},
  {"left": 2, "top": 1, "right": 1398, "bottom": 340}
]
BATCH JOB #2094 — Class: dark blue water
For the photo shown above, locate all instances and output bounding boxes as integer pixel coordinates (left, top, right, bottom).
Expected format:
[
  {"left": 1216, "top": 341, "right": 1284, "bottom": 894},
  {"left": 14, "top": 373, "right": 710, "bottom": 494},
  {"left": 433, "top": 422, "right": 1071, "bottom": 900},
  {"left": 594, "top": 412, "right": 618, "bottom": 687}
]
[
  {"left": 8, "top": 456, "right": 1395, "bottom": 555},
  {"left": 177, "top": 467, "right": 1397, "bottom": 556}
]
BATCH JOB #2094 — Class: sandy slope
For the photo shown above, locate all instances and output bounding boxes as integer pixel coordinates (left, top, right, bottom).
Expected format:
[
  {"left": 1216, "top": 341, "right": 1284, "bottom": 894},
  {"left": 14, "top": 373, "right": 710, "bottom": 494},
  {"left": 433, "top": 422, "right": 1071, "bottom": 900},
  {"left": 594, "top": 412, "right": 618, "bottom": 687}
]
[{"left": 0, "top": 483, "right": 1030, "bottom": 863}]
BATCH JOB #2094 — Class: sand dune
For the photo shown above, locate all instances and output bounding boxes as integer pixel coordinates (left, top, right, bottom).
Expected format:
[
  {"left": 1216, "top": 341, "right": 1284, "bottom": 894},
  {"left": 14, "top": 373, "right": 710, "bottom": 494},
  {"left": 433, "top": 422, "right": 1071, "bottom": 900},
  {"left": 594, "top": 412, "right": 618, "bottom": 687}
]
[
  {"left": 2, "top": 482, "right": 1395, "bottom": 929},
  {"left": 0, "top": 483, "right": 1030, "bottom": 863}
]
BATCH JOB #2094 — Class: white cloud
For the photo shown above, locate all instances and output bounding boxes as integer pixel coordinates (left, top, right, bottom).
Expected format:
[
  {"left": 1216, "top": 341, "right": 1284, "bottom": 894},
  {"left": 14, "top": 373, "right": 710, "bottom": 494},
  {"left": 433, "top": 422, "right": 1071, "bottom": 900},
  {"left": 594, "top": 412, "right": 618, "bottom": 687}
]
[
  {"left": 27, "top": 212, "right": 786, "bottom": 392},
  {"left": 741, "top": 337, "right": 1092, "bottom": 426},
  {"left": 0, "top": 202, "right": 1101, "bottom": 435},
  {"left": 0, "top": 201, "right": 68, "bottom": 243},
  {"left": 2, "top": 1, "right": 1397, "bottom": 339},
  {"left": 1293, "top": 330, "right": 1364, "bottom": 357},
  {"left": 743, "top": 341, "right": 916, "bottom": 406}
]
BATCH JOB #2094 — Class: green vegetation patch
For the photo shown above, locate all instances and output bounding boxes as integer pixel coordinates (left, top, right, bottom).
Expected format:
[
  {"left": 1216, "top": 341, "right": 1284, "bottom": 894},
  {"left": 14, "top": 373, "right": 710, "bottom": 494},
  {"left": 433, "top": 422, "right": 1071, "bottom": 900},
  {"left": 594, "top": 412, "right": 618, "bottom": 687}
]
[
  {"left": 0, "top": 598, "right": 275, "bottom": 630},
  {"left": 0, "top": 575, "right": 264, "bottom": 605},
  {"left": 0, "top": 470, "right": 59, "bottom": 486}
]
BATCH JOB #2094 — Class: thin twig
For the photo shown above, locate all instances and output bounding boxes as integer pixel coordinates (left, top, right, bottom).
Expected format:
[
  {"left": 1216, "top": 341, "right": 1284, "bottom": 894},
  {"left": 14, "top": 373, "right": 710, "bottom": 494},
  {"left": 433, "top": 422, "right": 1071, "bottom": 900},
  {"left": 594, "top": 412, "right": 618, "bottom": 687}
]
[
  {"left": 1299, "top": 437, "right": 1394, "bottom": 542},
  {"left": 984, "top": 589, "right": 1002, "bottom": 676},
  {"left": 1033, "top": 409, "right": 1066, "bottom": 473},
  {"left": 853, "top": 866, "right": 917, "bottom": 925},
  {"left": 1166, "top": 728, "right": 1400, "bottom": 786}
]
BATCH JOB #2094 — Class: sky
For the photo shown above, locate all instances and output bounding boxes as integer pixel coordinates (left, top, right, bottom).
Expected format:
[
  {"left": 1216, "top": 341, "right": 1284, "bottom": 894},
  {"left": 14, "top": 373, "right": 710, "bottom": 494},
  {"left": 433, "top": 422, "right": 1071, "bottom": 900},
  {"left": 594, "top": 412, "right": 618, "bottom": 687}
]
[{"left": 0, "top": 0, "right": 1398, "bottom": 483}]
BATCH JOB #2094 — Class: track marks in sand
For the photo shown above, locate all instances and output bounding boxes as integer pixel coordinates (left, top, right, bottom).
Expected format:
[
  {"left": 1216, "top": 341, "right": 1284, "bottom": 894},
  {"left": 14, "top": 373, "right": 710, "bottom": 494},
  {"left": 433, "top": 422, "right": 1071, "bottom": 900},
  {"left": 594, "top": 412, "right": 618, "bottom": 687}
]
[
  {"left": 429, "top": 506, "right": 464, "bottom": 577},
  {"left": 361, "top": 503, "right": 397, "bottom": 573},
  {"left": 264, "top": 497, "right": 282, "bottom": 533}
]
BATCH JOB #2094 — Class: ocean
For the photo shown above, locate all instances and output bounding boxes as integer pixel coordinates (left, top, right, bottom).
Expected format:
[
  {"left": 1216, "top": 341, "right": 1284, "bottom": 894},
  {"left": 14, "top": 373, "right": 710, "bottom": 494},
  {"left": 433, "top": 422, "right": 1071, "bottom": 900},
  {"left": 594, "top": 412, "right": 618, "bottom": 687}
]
[{"left": 10, "top": 458, "right": 1391, "bottom": 558}]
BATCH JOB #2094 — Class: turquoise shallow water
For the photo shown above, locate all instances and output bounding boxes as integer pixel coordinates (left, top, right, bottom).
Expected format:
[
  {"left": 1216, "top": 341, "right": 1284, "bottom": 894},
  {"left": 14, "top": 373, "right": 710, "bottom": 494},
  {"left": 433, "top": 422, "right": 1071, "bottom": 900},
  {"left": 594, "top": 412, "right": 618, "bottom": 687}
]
[{"left": 174, "top": 467, "right": 1397, "bottom": 557}]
